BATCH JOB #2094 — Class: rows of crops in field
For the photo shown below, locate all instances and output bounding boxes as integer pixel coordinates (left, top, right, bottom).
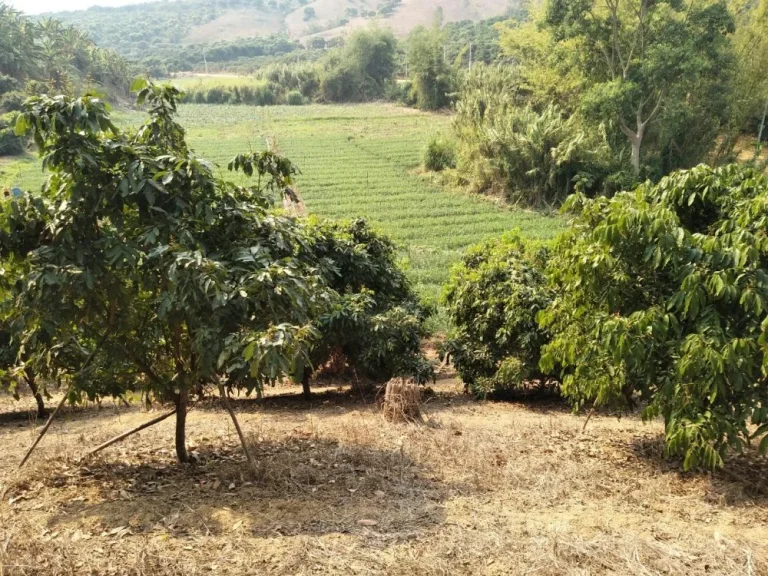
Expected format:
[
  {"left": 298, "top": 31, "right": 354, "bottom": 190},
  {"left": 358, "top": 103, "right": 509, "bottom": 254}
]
[{"left": 0, "top": 103, "right": 564, "bottom": 307}]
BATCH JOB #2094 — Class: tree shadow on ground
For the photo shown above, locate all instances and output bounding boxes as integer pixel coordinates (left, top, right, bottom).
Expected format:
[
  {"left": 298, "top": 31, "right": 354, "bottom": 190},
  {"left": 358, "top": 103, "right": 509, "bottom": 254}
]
[
  {"left": 42, "top": 435, "right": 447, "bottom": 540},
  {"left": 0, "top": 399, "right": 139, "bottom": 430},
  {"left": 630, "top": 434, "right": 768, "bottom": 507}
]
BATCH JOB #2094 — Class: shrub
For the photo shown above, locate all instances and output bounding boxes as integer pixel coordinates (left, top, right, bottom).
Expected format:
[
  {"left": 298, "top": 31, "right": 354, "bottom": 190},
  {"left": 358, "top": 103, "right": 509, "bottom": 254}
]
[
  {"left": 0, "top": 91, "right": 26, "bottom": 113},
  {"left": 0, "top": 74, "right": 19, "bottom": 96},
  {"left": 443, "top": 233, "right": 554, "bottom": 398},
  {"left": 539, "top": 164, "right": 768, "bottom": 470},
  {"left": 205, "top": 86, "right": 231, "bottom": 104},
  {"left": 251, "top": 81, "right": 278, "bottom": 106},
  {"left": 0, "top": 112, "right": 23, "bottom": 156},
  {"left": 286, "top": 90, "right": 304, "bottom": 106},
  {"left": 304, "top": 218, "right": 434, "bottom": 388},
  {"left": 422, "top": 135, "right": 456, "bottom": 172},
  {"left": 385, "top": 80, "right": 414, "bottom": 106},
  {"left": 320, "top": 65, "right": 364, "bottom": 102},
  {"left": 453, "top": 65, "right": 622, "bottom": 205}
]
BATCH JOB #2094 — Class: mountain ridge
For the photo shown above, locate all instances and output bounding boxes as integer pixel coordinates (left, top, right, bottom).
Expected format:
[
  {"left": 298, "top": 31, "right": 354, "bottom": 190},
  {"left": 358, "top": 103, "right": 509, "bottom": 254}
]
[{"left": 50, "top": 0, "right": 514, "bottom": 50}]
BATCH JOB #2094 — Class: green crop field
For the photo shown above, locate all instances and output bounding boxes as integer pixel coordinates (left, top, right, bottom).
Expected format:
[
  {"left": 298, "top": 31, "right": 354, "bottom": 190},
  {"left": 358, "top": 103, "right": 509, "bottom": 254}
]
[
  {"left": 0, "top": 103, "right": 564, "bottom": 316},
  {"left": 171, "top": 74, "right": 267, "bottom": 90}
]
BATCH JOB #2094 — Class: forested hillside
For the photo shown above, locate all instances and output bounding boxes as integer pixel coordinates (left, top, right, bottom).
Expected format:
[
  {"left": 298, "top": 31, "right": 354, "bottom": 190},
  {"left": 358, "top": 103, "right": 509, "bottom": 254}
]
[
  {"left": 47, "top": 0, "right": 515, "bottom": 73},
  {"left": 0, "top": 3, "right": 132, "bottom": 154}
]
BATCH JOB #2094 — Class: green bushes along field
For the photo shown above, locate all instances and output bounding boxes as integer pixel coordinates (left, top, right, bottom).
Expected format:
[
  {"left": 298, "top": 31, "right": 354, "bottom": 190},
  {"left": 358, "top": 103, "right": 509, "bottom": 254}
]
[{"left": 446, "top": 164, "right": 768, "bottom": 470}]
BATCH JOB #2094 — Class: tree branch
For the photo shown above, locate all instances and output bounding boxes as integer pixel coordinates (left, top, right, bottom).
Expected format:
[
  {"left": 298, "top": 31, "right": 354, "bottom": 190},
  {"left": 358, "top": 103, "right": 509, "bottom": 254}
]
[
  {"left": 640, "top": 94, "right": 664, "bottom": 130},
  {"left": 619, "top": 119, "right": 638, "bottom": 140}
]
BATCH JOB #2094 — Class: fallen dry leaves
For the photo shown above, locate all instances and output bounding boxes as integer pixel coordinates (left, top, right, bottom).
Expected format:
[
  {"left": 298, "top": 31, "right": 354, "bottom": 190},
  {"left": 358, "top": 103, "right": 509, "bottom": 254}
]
[{"left": 0, "top": 379, "right": 767, "bottom": 575}]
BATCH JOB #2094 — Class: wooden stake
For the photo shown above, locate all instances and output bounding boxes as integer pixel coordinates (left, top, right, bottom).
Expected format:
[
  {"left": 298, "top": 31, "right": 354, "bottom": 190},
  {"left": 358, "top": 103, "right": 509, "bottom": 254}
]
[
  {"left": 79, "top": 409, "right": 177, "bottom": 462},
  {"left": 18, "top": 388, "right": 70, "bottom": 469},
  {"left": 215, "top": 376, "right": 257, "bottom": 473},
  {"left": 582, "top": 407, "right": 596, "bottom": 433},
  {"left": 18, "top": 335, "right": 106, "bottom": 469}
]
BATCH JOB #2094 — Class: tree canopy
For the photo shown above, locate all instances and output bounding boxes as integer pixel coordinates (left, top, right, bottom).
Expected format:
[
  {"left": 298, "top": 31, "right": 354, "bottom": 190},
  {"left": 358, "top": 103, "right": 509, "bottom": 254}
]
[
  {"left": 1, "top": 80, "right": 431, "bottom": 463},
  {"left": 506, "top": 0, "right": 736, "bottom": 177},
  {"left": 540, "top": 164, "right": 768, "bottom": 469}
]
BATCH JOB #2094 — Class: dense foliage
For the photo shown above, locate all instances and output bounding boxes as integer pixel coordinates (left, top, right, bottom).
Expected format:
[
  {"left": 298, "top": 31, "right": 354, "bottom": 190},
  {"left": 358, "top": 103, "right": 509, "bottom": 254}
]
[
  {"left": 498, "top": 0, "right": 736, "bottom": 179},
  {"left": 0, "top": 4, "right": 133, "bottom": 156},
  {"left": 303, "top": 218, "right": 433, "bottom": 394},
  {"left": 724, "top": 0, "right": 768, "bottom": 160},
  {"left": 443, "top": 233, "right": 553, "bottom": 397},
  {"left": 51, "top": 0, "right": 304, "bottom": 72},
  {"left": 178, "top": 28, "right": 399, "bottom": 105},
  {"left": 0, "top": 5, "right": 132, "bottom": 97},
  {"left": 453, "top": 65, "right": 622, "bottom": 205},
  {"left": 0, "top": 81, "right": 430, "bottom": 460},
  {"left": 539, "top": 165, "right": 768, "bottom": 469}
]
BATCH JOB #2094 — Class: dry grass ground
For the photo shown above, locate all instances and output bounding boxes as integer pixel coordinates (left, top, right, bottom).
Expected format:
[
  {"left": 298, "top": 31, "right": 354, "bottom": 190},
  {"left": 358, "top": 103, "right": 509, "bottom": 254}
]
[
  {"left": 184, "top": 10, "right": 285, "bottom": 44},
  {"left": 284, "top": 0, "right": 513, "bottom": 41},
  {"left": 1, "top": 373, "right": 767, "bottom": 575}
]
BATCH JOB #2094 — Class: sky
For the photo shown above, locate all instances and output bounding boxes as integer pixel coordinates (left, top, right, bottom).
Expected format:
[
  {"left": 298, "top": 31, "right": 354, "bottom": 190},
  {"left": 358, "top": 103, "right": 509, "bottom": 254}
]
[{"left": 6, "top": 0, "right": 152, "bottom": 14}]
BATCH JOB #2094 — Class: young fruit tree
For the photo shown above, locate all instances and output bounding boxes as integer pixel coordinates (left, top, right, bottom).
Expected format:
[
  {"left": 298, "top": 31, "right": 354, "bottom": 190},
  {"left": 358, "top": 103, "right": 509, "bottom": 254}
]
[
  {"left": 299, "top": 218, "right": 434, "bottom": 398},
  {"left": 442, "top": 232, "right": 555, "bottom": 398},
  {"left": 1, "top": 81, "right": 433, "bottom": 465},
  {"left": 540, "top": 164, "right": 768, "bottom": 469},
  {"left": 1, "top": 81, "right": 328, "bottom": 463}
]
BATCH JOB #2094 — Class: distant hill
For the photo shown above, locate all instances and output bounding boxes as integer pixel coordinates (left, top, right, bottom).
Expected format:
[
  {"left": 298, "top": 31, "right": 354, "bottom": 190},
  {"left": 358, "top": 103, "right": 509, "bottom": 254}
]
[{"left": 50, "top": 0, "right": 516, "bottom": 61}]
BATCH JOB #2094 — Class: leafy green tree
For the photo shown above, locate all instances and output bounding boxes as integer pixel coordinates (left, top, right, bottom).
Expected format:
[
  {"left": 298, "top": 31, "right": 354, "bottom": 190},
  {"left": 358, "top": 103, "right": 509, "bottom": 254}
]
[
  {"left": 443, "top": 233, "right": 554, "bottom": 397},
  {"left": 3, "top": 82, "right": 326, "bottom": 462},
  {"left": 538, "top": 0, "right": 735, "bottom": 176},
  {"left": 321, "top": 27, "right": 398, "bottom": 102},
  {"left": 540, "top": 164, "right": 768, "bottom": 470},
  {"left": 406, "top": 25, "right": 453, "bottom": 110},
  {"left": 301, "top": 218, "right": 433, "bottom": 397},
  {"left": 496, "top": 16, "right": 586, "bottom": 112}
]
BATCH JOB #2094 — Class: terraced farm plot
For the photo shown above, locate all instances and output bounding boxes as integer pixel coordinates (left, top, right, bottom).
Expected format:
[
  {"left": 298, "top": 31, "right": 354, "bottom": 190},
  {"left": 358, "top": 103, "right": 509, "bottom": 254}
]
[{"left": 0, "top": 103, "right": 564, "bottom": 306}]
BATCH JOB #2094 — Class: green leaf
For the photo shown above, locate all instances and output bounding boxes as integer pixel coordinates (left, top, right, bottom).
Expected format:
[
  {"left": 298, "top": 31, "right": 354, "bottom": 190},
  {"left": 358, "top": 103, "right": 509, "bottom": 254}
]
[{"left": 130, "top": 77, "right": 149, "bottom": 93}]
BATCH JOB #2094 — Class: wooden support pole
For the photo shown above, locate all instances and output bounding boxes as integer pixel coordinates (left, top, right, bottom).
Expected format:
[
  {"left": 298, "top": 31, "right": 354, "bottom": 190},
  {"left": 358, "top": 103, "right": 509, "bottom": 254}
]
[
  {"left": 18, "top": 335, "right": 105, "bottom": 469},
  {"left": 79, "top": 409, "right": 177, "bottom": 462},
  {"left": 215, "top": 376, "right": 257, "bottom": 474},
  {"left": 18, "top": 388, "right": 70, "bottom": 469}
]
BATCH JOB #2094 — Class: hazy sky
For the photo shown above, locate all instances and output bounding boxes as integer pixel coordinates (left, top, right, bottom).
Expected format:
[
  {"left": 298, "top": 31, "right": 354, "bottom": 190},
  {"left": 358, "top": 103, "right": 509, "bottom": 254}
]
[{"left": 6, "top": 0, "right": 152, "bottom": 14}]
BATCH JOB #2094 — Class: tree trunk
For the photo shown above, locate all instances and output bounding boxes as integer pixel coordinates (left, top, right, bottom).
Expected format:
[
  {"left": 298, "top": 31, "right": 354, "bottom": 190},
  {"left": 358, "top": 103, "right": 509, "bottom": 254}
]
[
  {"left": 302, "top": 368, "right": 311, "bottom": 400},
  {"left": 175, "top": 384, "right": 189, "bottom": 463},
  {"left": 24, "top": 368, "right": 46, "bottom": 419},
  {"left": 629, "top": 136, "right": 642, "bottom": 176}
]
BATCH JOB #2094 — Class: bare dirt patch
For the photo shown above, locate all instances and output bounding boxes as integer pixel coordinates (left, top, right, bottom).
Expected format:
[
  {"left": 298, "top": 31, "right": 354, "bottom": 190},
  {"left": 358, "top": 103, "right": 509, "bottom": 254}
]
[
  {"left": 185, "top": 10, "right": 285, "bottom": 44},
  {"left": 1, "top": 378, "right": 767, "bottom": 575}
]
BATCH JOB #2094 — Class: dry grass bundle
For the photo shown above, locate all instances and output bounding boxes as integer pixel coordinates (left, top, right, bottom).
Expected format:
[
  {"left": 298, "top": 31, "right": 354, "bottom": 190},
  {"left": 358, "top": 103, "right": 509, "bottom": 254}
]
[{"left": 382, "top": 378, "right": 422, "bottom": 423}]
